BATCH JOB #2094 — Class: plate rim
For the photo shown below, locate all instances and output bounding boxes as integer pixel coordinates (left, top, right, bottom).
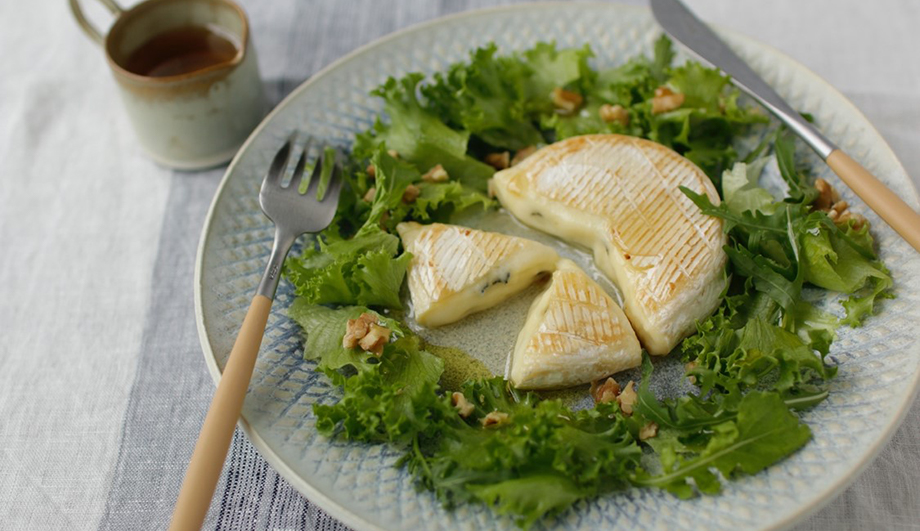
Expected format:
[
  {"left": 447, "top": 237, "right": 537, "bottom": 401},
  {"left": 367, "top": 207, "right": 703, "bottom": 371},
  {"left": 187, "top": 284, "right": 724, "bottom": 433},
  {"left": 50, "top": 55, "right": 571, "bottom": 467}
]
[{"left": 193, "top": 3, "right": 920, "bottom": 530}]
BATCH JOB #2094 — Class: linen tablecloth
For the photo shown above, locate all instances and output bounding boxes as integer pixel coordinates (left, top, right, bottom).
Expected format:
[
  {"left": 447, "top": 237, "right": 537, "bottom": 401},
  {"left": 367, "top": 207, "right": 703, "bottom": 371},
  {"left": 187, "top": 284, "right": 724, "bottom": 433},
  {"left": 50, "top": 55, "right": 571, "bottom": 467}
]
[{"left": 1, "top": 0, "right": 918, "bottom": 529}]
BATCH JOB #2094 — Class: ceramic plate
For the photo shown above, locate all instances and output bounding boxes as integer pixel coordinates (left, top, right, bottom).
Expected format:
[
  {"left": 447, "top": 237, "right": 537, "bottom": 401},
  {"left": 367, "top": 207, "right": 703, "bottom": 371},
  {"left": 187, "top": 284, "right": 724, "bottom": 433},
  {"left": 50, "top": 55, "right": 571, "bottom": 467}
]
[{"left": 195, "top": 4, "right": 920, "bottom": 530}]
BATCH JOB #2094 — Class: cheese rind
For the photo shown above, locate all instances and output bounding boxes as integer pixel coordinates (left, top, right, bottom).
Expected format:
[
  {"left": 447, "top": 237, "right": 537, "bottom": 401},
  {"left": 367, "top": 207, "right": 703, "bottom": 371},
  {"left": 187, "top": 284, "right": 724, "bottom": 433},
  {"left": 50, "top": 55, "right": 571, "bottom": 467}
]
[
  {"left": 510, "top": 259, "right": 641, "bottom": 389},
  {"left": 396, "top": 222, "right": 559, "bottom": 328},
  {"left": 493, "top": 134, "right": 727, "bottom": 355}
]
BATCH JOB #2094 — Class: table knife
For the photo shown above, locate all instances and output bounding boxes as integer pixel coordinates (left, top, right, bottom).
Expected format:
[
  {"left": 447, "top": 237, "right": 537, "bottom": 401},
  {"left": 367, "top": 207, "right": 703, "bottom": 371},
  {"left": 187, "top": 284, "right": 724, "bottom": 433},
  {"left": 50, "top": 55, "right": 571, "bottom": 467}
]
[{"left": 651, "top": 0, "right": 920, "bottom": 252}]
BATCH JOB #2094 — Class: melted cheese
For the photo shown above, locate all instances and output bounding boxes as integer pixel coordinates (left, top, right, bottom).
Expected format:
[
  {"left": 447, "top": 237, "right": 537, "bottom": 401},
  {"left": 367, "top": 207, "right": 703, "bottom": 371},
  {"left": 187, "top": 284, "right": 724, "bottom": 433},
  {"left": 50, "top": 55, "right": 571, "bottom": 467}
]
[
  {"left": 397, "top": 222, "right": 559, "bottom": 327},
  {"left": 493, "top": 134, "right": 727, "bottom": 355},
  {"left": 510, "top": 259, "right": 641, "bottom": 389}
]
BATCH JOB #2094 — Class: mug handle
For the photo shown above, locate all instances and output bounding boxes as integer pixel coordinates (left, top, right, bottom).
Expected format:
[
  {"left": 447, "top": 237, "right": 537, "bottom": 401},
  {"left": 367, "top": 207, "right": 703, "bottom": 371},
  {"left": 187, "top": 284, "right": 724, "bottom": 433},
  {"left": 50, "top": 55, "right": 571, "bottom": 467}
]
[{"left": 69, "top": 0, "right": 124, "bottom": 45}]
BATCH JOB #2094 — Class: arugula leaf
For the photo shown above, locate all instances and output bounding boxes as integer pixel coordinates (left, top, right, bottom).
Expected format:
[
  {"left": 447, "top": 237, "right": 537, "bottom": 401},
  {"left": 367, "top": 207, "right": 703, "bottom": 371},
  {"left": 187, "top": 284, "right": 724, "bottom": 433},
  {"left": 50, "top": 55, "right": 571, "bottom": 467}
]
[
  {"left": 725, "top": 244, "right": 798, "bottom": 311},
  {"left": 634, "top": 354, "right": 736, "bottom": 432},
  {"left": 633, "top": 391, "right": 811, "bottom": 496}
]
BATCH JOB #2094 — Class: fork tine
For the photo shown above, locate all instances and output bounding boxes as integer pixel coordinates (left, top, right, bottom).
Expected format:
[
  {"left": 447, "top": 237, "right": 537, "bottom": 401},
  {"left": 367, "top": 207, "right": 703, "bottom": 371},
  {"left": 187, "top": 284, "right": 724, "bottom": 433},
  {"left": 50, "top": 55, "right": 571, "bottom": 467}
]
[
  {"left": 263, "top": 137, "right": 294, "bottom": 187},
  {"left": 303, "top": 149, "right": 326, "bottom": 198},
  {"left": 321, "top": 161, "right": 344, "bottom": 205},
  {"left": 287, "top": 147, "right": 309, "bottom": 192}
]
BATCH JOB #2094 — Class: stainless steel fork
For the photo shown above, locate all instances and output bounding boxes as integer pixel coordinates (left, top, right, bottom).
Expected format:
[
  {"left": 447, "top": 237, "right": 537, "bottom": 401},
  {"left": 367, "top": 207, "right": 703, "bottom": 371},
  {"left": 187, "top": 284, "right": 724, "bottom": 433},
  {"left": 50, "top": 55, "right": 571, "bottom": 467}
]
[{"left": 170, "top": 134, "right": 343, "bottom": 531}]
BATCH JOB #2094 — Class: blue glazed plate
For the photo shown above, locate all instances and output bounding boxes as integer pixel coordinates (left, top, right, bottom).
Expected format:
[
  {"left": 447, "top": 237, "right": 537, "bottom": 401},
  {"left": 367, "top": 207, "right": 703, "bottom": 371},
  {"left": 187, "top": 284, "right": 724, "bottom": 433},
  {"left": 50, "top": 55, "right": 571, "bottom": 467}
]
[{"left": 195, "top": 4, "right": 920, "bottom": 530}]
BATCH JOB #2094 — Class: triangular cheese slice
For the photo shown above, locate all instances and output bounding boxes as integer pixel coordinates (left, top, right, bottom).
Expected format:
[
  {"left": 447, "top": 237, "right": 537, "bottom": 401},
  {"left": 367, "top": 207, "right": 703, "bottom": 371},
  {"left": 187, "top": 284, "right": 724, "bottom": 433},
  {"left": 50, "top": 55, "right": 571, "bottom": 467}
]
[
  {"left": 396, "top": 222, "right": 559, "bottom": 327},
  {"left": 493, "top": 134, "right": 727, "bottom": 355},
  {"left": 510, "top": 259, "right": 641, "bottom": 390}
]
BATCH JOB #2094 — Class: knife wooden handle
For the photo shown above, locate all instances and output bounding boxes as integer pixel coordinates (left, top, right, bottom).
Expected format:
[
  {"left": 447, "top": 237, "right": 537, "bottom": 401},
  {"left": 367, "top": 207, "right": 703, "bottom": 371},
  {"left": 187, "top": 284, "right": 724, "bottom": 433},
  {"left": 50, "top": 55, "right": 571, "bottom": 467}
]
[
  {"left": 826, "top": 149, "right": 920, "bottom": 252},
  {"left": 169, "top": 295, "right": 273, "bottom": 531}
]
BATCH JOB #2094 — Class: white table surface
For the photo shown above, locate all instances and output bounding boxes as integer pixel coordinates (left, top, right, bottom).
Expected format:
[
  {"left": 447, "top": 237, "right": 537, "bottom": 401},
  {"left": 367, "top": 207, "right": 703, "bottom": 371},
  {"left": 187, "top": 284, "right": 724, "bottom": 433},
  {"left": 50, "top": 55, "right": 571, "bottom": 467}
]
[{"left": 1, "top": 0, "right": 917, "bottom": 529}]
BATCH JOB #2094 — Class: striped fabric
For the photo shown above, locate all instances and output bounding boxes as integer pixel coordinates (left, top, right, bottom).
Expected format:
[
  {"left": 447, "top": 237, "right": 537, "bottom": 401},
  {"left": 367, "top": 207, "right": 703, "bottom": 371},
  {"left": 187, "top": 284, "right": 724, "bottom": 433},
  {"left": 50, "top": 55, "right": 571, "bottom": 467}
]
[{"left": 2, "top": 1, "right": 918, "bottom": 530}]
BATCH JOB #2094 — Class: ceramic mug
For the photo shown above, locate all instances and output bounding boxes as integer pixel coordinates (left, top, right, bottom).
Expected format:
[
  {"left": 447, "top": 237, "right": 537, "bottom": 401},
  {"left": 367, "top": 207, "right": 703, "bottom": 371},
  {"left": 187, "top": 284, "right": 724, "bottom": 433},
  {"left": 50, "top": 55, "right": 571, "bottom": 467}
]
[{"left": 70, "top": 0, "right": 266, "bottom": 169}]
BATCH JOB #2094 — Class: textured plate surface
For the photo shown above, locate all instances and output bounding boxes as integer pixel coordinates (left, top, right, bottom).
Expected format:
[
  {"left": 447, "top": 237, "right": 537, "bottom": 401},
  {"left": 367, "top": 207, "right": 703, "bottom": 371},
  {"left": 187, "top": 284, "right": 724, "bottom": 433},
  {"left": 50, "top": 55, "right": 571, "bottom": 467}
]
[{"left": 194, "top": 4, "right": 920, "bottom": 531}]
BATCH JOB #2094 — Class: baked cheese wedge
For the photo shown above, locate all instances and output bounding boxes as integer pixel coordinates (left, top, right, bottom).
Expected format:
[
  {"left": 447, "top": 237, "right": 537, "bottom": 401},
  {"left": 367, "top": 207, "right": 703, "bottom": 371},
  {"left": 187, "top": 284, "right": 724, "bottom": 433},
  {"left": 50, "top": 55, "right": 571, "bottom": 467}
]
[
  {"left": 492, "top": 134, "right": 727, "bottom": 355},
  {"left": 510, "top": 259, "right": 641, "bottom": 390},
  {"left": 396, "top": 222, "right": 559, "bottom": 327}
]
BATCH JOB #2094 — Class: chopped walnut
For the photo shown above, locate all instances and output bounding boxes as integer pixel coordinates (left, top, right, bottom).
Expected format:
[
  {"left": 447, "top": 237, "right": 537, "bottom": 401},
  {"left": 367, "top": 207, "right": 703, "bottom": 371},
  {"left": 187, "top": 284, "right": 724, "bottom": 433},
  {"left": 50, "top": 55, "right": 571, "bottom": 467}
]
[
  {"left": 378, "top": 211, "right": 390, "bottom": 229},
  {"left": 363, "top": 187, "right": 376, "bottom": 203},
  {"left": 387, "top": 149, "right": 400, "bottom": 159},
  {"left": 451, "top": 392, "right": 475, "bottom": 418},
  {"left": 685, "top": 361, "right": 698, "bottom": 385},
  {"left": 552, "top": 87, "right": 583, "bottom": 113},
  {"left": 481, "top": 411, "right": 509, "bottom": 427},
  {"left": 343, "top": 313, "right": 390, "bottom": 356},
  {"left": 590, "top": 377, "right": 621, "bottom": 404},
  {"left": 511, "top": 146, "right": 537, "bottom": 167},
  {"left": 838, "top": 210, "right": 868, "bottom": 230},
  {"left": 599, "top": 104, "right": 629, "bottom": 126},
  {"left": 639, "top": 421, "right": 659, "bottom": 441},
  {"left": 342, "top": 312, "right": 377, "bottom": 349},
  {"left": 813, "top": 178, "right": 841, "bottom": 211},
  {"left": 813, "top": 180, "right": 867, "bottom": 230},
  {"left": 617, "top": 381, "right": 637, "bottom": 415},
  {"left": 651, "top": 86, "right": 685, "bottom": 114},
  {"left": 402, "top": 184, "right": 421, "bottom": 203},
  {"left": 365, "top": 164, "right": 376, "bottom": 180},
  {"left": 484, "top": 152, "right": 510, "bottom": 170},
  {"left": 358, "top": 323, "right": 390, "bottom": 356},
  {"left": 422, "top": 164, "right": 449, "bottom": 183}
]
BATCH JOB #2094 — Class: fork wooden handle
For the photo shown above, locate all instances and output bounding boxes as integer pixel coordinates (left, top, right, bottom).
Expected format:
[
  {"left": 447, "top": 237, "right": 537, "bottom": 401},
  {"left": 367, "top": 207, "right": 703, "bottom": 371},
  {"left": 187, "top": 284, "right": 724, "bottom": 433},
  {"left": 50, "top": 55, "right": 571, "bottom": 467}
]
[
  {"left": 169, "top": 295, "right": 273, "bottom": 531},
  {"left": 826, "top": 149, "right": 920, "bottom": 252}
]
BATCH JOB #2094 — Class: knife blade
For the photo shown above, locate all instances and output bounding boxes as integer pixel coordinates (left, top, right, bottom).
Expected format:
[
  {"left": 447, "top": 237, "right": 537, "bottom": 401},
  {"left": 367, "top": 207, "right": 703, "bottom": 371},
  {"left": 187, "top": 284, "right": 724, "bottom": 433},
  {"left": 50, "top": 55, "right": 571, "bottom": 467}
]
[
  {"left": 650, "top": 0, "right": 834, "bottom": 158},
  {"left": 651, "top": 0, "right": 920, "bottom": 252}
]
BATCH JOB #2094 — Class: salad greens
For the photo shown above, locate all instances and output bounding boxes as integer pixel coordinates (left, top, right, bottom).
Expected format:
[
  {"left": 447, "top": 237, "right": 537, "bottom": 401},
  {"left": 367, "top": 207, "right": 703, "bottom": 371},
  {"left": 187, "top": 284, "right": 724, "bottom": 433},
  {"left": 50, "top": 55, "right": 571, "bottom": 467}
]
[{"left": 282, "top": 36, "right": 893, "bottom": 528}]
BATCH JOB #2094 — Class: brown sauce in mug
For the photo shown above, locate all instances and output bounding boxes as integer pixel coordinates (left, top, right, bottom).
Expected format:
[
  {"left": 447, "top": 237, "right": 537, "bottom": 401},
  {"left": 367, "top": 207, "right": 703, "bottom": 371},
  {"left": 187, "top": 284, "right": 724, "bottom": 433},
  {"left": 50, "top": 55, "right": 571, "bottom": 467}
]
[{"left": 123, "top": 26, "right": 238, "bottom": 77}]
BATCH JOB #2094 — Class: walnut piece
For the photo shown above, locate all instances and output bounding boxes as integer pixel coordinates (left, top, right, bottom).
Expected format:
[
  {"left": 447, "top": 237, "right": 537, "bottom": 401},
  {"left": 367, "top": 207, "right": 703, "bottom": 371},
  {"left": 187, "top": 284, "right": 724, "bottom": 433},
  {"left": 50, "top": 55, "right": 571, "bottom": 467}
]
[
  {"left": 617, "top": 381, "right": 637, "bottom": 415},
  {"left": 651, "top": 86, "right": 685, "bottom": 114},
  {"left": 365, "top": 164, "right": 376, "bottom": 180},
  {"left": 552, "top": 87, "right": 583, "bottom": 113},
  {"left": 837, "top": 210, "right": 868, "bottom": 230},
  {"left": 484, "top": 152, "right": 510, "bottom": 170},
  {"left": 590, "top": 377, "right": 621, "bottom": 404},
  {"left": 685, "top": 361, "right": 698, "bottom": 385},
  {"left": 451, "top": 392, "right": 475, "bottom": 418},
  {"left": 342, "top": 313, "right": 390, "bottom": 356},
  {"left": 813, "top": 178, "right": 841, "bottom": 211},
  {"left": 342, "top": 313, "right": 375, "bottom": 349},
  {"left": 511, "top": 146, "right": 537, "bottom": 167},
  {"left": 358, "top": 323, "right": 390, "bottom": 355},
  {"left": 363, "top": 187, "right": 376, "bottom": 203},
  {"left": 639, "top": 421, "right": 659, "bottom": 441},
  {"left": 402, "top": 184, "right": 421, "bottom": 203},
  {"left": 813, "top": 179, "right": 867, "bottom": 230},
  {"left": 481, "top": 411, "right": 509, "bottom": 427},
  {"left": 387, "top": 149, "right": 400, "bottom": 159},
  {"left": 422, "top": 164, "right": 449, "bottom": 183},
  {"left": 599, "top": 104, "right": 629, "bottom": 126}
]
